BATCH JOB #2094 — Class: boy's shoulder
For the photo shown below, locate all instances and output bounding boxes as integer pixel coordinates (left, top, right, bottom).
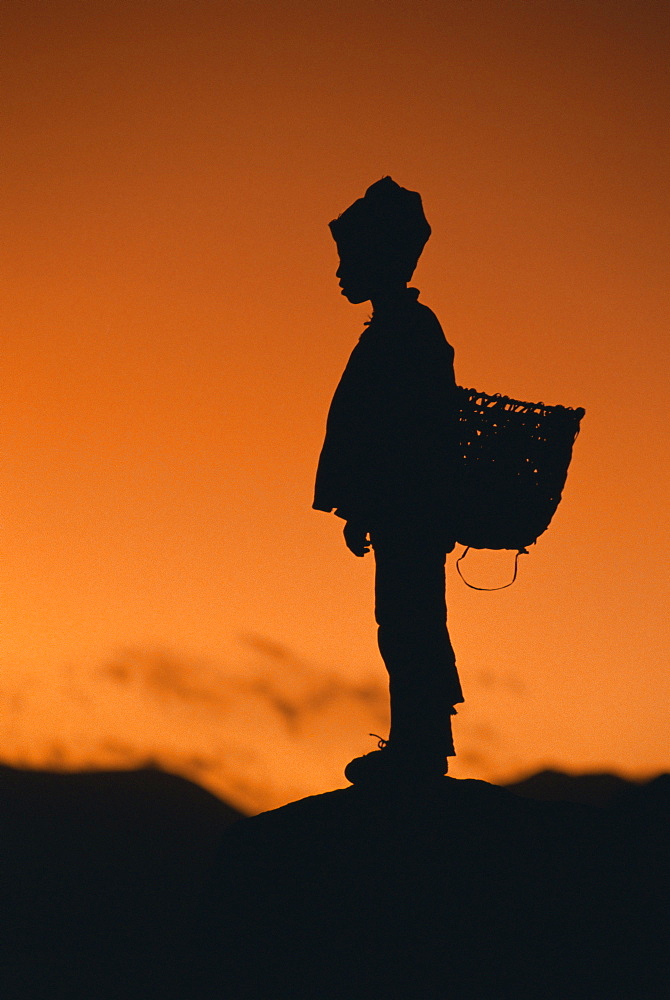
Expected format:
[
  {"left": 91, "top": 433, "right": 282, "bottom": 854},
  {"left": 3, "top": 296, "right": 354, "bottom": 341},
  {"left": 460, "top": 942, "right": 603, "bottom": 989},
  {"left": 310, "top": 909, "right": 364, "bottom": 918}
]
[
  {"left": 361, "top": 290, "right": 450, "bottom": 350},
  {"left": 411, "top": 300, "right": 456, "bottom": 367},
  {"left": 413, "top": 298, "right": 441, "bottom": 327},
  {"left": 402, "top": 288, "right": 440, "bottom": 325},
  {"left": 410, "top": 296, "right": 451, "bottom": 344}
]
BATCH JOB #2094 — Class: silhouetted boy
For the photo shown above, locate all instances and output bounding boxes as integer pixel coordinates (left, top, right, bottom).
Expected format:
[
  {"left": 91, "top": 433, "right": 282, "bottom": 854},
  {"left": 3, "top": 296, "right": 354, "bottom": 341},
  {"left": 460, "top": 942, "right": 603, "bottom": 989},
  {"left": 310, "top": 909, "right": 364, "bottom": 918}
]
[{"left": 314, "top": 177, "right": 463, "bottom": 782}]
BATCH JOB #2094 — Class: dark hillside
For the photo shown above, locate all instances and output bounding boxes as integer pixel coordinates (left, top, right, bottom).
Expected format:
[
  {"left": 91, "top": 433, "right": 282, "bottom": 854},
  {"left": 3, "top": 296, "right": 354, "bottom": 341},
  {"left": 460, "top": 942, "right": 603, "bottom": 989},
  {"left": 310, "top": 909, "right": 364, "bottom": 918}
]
[
  {"left": 1, "top": 765, "right": 667, "bottom": 998},
  {"left": 0, "top": 765, "right": 241, "bottom": 999}
]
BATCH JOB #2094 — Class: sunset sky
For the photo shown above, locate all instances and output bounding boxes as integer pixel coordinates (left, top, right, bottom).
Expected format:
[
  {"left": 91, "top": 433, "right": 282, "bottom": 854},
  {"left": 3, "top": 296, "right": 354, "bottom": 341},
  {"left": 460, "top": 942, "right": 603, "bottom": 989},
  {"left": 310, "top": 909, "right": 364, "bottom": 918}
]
[{"left": 2, "top": 0, "right": 668, "bottom": 813}]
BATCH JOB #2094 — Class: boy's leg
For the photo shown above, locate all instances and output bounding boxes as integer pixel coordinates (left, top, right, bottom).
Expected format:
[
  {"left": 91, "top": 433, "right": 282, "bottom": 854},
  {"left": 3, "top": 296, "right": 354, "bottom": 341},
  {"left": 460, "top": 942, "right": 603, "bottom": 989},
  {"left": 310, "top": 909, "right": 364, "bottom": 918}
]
[{"left": 372, "top": 523, "right": 463, "bottom": 757}]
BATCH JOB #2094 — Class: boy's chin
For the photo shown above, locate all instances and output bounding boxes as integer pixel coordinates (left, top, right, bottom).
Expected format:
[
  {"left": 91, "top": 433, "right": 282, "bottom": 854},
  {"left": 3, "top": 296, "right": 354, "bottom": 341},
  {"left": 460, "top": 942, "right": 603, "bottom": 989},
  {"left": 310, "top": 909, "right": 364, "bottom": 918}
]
[{"left": 341, "top": 288, "right": 371, "bottom": 304}]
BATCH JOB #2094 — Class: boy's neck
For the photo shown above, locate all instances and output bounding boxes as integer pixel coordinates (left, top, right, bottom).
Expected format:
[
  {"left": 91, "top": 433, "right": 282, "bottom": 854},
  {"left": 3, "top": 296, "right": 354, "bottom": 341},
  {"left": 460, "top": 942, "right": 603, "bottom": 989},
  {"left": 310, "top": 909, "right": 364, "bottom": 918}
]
[{"left": 370, "top": 284, "right": 413, "bottom": 315}]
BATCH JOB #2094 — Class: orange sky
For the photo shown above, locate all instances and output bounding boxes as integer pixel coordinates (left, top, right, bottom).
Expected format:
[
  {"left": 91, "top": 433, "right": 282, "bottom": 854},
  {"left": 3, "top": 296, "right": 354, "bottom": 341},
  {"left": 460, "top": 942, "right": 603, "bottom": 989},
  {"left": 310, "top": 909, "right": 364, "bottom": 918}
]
[{"left": 2, "top": 0, "right": 669, "bottom": 812}]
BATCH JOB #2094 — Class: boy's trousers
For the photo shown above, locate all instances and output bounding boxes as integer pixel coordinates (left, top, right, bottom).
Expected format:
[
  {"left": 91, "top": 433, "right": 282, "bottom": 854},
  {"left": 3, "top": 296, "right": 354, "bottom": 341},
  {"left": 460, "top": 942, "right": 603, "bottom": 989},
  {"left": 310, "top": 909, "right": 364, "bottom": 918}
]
[{"left": 371, "top": 518, "right": 464, "bottom": 755}]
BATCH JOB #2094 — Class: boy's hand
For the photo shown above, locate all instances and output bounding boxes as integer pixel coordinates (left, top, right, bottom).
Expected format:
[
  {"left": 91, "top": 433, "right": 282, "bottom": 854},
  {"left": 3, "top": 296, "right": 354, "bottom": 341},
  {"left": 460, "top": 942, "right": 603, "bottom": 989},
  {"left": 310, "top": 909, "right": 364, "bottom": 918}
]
[{"left": 343, "top": 520, "right": 371, "bottom": 557}]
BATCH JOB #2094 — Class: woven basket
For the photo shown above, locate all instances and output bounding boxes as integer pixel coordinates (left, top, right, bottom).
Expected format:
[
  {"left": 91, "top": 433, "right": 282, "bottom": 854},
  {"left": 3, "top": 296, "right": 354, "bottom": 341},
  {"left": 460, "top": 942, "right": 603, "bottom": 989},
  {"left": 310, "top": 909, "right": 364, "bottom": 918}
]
[{"left": 454, "top": 386, "right": 585, "bottom": 552}]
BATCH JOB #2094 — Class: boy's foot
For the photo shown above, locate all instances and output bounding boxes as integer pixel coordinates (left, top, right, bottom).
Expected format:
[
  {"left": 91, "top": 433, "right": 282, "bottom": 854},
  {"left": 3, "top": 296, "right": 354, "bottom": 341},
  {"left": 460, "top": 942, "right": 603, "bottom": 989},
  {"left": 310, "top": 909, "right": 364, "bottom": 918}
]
[{"left": 344, "top": 739, "right": 448, "bottom": 785}]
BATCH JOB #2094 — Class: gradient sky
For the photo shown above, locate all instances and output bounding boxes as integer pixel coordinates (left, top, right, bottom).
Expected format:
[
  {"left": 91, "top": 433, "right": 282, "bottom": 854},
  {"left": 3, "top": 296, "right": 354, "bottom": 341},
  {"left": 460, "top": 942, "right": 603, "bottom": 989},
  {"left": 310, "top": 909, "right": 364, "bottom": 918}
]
[{"left": 2, "top": 0, "right": 668, "bottom": 812}]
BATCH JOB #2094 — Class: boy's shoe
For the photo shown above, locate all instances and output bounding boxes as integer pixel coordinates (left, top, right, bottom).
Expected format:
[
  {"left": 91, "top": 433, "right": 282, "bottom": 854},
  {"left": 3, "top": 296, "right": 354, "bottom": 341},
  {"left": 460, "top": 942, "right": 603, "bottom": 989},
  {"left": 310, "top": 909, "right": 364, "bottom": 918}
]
[{"left": 344, "top": 736, "right": 448, "bottom": 785}]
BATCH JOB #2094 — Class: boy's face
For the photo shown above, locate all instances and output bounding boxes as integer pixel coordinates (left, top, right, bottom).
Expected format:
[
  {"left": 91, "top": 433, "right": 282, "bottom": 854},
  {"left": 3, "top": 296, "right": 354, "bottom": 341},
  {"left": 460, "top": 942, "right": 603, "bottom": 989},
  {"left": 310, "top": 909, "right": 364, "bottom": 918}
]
[
  {"left": 336, "top": 244, "right": 403, "bottom": 304},
  {"left": 336, "top": 254, "right": 379, "bottom": 303}
]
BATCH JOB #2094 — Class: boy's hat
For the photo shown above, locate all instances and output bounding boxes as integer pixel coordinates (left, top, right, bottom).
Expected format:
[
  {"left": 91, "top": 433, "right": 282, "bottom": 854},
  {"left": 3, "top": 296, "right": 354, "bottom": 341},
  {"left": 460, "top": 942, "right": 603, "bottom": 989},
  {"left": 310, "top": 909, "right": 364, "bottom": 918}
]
[{"left": 329, "top": 176, "right": 431, "bottom": 277}]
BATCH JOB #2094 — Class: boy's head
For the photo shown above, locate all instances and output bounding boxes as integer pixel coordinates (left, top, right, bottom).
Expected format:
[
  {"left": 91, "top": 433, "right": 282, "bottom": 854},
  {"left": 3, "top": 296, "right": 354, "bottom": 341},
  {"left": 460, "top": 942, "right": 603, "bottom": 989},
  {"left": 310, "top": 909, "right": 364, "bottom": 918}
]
[{"left": 330, "top": 177, "right": 431, "bottom": 303}]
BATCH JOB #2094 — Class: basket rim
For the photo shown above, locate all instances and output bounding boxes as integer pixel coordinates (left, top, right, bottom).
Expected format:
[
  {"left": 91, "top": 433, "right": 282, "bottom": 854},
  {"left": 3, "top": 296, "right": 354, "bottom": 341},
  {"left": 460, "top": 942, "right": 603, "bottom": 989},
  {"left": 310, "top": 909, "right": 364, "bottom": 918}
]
[{"left": 457, "top": 385, "right": 585, "bottom": 419}]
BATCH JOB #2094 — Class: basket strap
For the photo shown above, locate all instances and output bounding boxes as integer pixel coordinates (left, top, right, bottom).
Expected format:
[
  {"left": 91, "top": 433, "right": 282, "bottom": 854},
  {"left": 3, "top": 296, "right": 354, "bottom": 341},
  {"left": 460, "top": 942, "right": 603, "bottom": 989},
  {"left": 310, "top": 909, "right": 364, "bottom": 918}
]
[{"left": 456, "top": 546, "right": 529, "bottom": 591}]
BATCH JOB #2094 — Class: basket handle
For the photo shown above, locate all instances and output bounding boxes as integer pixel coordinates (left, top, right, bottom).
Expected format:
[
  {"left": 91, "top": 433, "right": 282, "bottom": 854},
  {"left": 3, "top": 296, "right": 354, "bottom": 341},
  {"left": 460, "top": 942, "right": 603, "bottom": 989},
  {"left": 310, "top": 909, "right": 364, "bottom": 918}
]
[{"left": 455, "top": 546, "right": 529, "bottom": 590}]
